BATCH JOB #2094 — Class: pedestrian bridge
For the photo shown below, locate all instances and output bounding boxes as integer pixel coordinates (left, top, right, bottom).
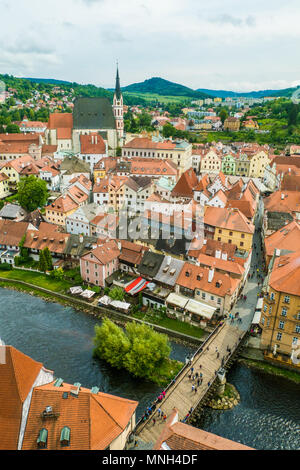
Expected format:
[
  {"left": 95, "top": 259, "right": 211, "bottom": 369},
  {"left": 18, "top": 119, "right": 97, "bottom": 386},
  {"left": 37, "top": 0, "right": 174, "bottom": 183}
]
[{"left": 134, "top": 321, "right": 247, "bottom": 447}]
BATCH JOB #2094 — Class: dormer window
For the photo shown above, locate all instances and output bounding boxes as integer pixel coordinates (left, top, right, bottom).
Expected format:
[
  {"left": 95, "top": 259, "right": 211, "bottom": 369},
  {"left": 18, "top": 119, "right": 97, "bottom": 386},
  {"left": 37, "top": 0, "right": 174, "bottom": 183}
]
[
  {"left": 60, "top": 427, "right": 70, "bottom": 447},
  {"left": 37, "top": 428, "right": 48, "bottom": 449}
]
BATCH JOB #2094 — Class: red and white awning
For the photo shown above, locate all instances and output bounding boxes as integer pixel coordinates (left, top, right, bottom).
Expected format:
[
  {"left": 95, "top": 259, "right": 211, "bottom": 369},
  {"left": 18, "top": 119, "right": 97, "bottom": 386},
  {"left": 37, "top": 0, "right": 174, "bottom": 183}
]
[{"left": 125, "top": 276, "right": 149, "bottom": 295}]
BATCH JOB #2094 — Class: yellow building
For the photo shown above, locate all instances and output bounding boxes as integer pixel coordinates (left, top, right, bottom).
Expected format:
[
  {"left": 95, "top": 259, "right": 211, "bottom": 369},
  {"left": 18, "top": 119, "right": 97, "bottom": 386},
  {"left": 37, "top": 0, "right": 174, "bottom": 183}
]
[
  {"left": 45, "top": 194, "right": 79, "bottom": 226},
  {"left": 249, "top": 151, "right": 271, "bottom": 178},
  {"left": 214, "top": 97, "right": 222, "bottom": 103},
  {"left": 1, "top": 155, "right": 35, "bottom": 190},
  {"left": 204, "top": 206, "right": 254, "bottom": 253},
  {"left": 260, "top": 250, "right": 300, "bottom": 369},
  {"left": 0, "top": 173, "right": 11, "bottom": 199},
  {"left": 200, "top": 150, "right": 222, "bottom": 174}
]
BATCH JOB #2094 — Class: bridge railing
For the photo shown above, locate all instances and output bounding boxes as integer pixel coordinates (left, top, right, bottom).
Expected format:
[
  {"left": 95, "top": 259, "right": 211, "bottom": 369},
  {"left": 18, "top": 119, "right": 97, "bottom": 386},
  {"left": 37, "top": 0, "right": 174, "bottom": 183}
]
[{"left": 134, "top": 320, "right": 227, "bottom": 433}]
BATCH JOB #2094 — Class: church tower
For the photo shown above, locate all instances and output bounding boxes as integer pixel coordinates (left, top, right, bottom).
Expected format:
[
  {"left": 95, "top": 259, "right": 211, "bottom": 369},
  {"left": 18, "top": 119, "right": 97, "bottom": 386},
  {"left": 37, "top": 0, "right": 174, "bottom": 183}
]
[{"left": 113, "top": 65, "right": 124, "bottom": 142}]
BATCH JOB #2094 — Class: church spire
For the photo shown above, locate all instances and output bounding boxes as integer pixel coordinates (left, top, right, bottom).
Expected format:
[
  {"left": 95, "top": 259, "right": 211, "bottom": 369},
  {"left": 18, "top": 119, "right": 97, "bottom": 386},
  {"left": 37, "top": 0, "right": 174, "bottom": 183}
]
[{"left": 115, "top": 63, "right": 121, "bottom": 100}]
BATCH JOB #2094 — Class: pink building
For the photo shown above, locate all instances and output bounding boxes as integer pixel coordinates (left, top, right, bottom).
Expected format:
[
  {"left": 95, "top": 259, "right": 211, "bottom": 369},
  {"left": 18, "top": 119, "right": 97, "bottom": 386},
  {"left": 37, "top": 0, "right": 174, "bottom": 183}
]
[{"left": 80, "top": 240, "right": 120, "bottom": 287}]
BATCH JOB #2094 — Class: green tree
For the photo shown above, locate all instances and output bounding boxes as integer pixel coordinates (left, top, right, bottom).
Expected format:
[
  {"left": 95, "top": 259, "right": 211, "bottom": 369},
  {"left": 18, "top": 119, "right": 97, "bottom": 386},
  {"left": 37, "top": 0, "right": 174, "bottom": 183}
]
[
  {"left": 219, "top": 108, "right": 228, "bottom": 124},
  {"left": 43, "top": 247, "right": 53, "bottom": 271},
  {"left": 124, "top": 322, "right": 171, "bottom": 379},
  {"left": 109, "top": 286, "right": 125, "bottom": 301},
  {"left": 5, "top": 124, "right": 20, "bottom": 133},
  {"left": 17, "top": 176, "right": 49, "bottom": 212},
  {"left": 93, "top": 319, "right": 130, "bottom": 369},
  {"left": 288, "top": 104, "right": 299, "bottom": 127},
  {"left": 38, "top": 250, "right": 47, "bottom": 272}
]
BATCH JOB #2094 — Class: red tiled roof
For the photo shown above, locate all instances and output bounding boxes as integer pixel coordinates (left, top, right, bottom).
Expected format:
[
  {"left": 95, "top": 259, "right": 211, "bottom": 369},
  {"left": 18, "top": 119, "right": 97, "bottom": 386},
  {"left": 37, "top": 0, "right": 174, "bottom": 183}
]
[
  {"left": 204, "top": 206, "right": 254, "bottom": 234},
  {"left": 171, "top": 168, "right": 198, "bottom": 198},
  {"left": 80, "top": 133, "right": 106, "bottom": 154},
  {"left": 48, "top": 113, "right": 73, "bottom": 130},
  {"left": 0, "top": 346, "right": 43, "bottom": 450},
  {"left": 22, "top": 381, "right": 138, "bottom": 450},
  {"left": 176, "top": 262, "right": 240, "bottom": 297}
]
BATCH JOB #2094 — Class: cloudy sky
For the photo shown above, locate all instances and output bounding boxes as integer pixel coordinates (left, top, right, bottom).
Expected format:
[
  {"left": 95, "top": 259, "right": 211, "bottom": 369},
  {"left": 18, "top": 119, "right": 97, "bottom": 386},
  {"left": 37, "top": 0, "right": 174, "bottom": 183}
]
[{"left": 0, "top": 0, "right": 300, "bottom": 92}]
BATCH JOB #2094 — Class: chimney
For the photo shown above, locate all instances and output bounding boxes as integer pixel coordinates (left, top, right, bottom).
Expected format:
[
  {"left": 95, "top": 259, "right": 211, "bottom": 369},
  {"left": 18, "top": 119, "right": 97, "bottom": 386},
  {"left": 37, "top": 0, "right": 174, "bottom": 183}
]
[
  {"left": 281, "top": 194, "right": 284, "bottom": 200},
  {"left": 95, "top": 136, "right": 98, "bottom": 145},
  {"left": 92, "top": 135, "right": 94, "bottom": 144}
]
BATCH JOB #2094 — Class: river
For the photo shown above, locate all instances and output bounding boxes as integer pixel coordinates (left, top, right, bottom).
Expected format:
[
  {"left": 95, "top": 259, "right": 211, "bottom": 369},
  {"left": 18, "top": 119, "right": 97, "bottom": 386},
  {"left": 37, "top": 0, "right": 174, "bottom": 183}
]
[{"left": 0, "top": 288, "right": 299, "bottom": 449}]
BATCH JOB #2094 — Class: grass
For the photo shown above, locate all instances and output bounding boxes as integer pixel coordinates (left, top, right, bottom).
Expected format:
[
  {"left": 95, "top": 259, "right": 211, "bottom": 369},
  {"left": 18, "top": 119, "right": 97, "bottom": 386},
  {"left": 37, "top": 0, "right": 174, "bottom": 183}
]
[
  {"left": 123, "top": 91, "right": 191, "bottom": 104},
  {"left": 131, "top": 309, "right": 204, "bottom": 339},
  {"left": 0, "top": 268, "right": 73, "bottom": 293},
  {"left": 239, "top": 358, "right": 300, "bottom": 384}
]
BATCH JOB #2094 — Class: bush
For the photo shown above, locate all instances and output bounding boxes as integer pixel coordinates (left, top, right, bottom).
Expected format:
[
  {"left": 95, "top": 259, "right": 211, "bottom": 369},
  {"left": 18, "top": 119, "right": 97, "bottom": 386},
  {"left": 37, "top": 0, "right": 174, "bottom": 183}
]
[{"left": 0, "top": 263, "right": 13, "bottom": 271}]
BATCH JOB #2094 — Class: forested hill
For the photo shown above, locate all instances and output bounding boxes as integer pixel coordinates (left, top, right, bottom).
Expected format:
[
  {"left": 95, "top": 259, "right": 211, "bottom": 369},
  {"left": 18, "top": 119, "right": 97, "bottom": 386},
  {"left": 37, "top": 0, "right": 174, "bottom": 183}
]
[
  {"left": 122, "top": 77, "right": 212, "bottom": 98},
  {"left": 197, "top": 86, "right": 300, "bottom": 99}
]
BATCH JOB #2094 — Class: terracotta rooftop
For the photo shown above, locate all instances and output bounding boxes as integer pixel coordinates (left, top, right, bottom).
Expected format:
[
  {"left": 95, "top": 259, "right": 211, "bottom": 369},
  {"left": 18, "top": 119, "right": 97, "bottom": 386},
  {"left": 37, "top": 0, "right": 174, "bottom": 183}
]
[
  {"left": 124, "top": 137, "right": 176, "bottom": 150},
  {"left": 21, "top": 381, "right": 138, "bottom": 450},
  {"left": 80, "top": 133, "right": 106, "bottom": 154},
  {"left": 0, "top": 345, "right": 44, "bottom": 450},
  {"left": 0, "top": 220, "right": 29, "bottom": 247},
  {"left": 269, "top": 250, "right": 300, "bottom": 296},
  {"left": 204, "top": 206, "right": 254, "bottom": 234},
  {"left": 264, "top": 221, "right": 300, "bottom": 259},
  {"left": 264, "top": 191, "right": 300, "bottom": 214},
  {"left": 176, "top": 262, "right": 240, "bottom": 297},
  {"left": 154, "top": 409, "right": 253, "bottom": 450},
  {"left": 171, "top": 168, "right": 198, "bottom": 198},
  {"left": 48, "top": 113, "right": 73, "bottom": 130},
  {"left": 46, "top": 194, "right": 79, "bottom": 214}
]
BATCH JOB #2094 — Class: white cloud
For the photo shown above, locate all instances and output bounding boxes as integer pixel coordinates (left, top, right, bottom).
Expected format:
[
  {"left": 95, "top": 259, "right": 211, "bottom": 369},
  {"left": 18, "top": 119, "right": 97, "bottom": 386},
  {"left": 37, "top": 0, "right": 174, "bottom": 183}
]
[{"left": 0, "top": 0, "right": 299, "bottom": 91}]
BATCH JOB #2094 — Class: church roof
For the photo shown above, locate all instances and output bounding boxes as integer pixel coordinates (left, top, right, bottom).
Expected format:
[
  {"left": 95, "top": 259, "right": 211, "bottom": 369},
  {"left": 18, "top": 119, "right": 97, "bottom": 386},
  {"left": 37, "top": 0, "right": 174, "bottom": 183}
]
[
  {"left": 115, "top": 67, "right": 121, "bottom": 100},
  {"left": 73, "top": 97, "right": 116, "bottom": 130}
]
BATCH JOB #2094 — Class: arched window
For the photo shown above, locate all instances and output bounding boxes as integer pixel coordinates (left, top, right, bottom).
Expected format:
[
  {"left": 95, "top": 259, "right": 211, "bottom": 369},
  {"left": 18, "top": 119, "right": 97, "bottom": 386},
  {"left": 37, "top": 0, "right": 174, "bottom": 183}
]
[{"left": 60, "top": 426, "right": 71, "bottom": 447}]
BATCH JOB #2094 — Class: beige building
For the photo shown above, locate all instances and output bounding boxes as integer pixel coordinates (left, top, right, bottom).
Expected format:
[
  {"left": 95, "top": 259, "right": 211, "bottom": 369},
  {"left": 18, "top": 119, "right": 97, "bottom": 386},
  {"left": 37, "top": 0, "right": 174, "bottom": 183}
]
[
  {"left": 260, "top": 250, "right": 300, "bottom": 369},
  {"left": 122, "top": 137, "right": 192, "bottom": 175},
  {"left": 200, "top": 150, "right": 222, "bottom": 174},
  {"left": 249, "top": 151, "right": 271, "bottom": 178}
]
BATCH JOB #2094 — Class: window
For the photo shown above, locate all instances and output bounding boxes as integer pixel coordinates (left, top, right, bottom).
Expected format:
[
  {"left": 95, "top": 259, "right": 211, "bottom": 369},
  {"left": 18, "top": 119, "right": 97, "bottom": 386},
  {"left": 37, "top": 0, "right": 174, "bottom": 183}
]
[
  {"left": 296, "top": 325, "right": 300, "bottom": 334},
  {"left": 217, "top": 237, "right": 221, "bottom": 242},
  {"left": 228, "top": 239, "right": 232, "bottom": 244},
  {"left": 218, "top": 229, "right": 222, "bottom": 234},
  {"left": 261, "top": 316, "right": 265, "bottom": 325},
  {"left": 229, "top": 231, "right": 233, "bottom": 236},
  {"left": 292, "top": 337, "right": 298, "bottom": 346},
  {"left": 278, "top": 320, "right": 285, "bottom": 329},
  {"left": 270, "top": 292, "right": 275, "bottom": 300},
  {"left": 37, "top": 428, "right": 48, "bottom": 449},
  {"left": 269, "top": 306, "right": 272, "bottom": 314},
  {"left": 264, "top": 304, "right": 267, "bottom": 312},
  {"left": 276, "top": 333, "right": 282, "bottom": 341},
  {"left": 240, "top": 242, "right": 244, "bottom": 247},
  {"left": 60, "top": 427, "right": 70, "bottom": 447},
  {"left": 284, "top": 295, "right": 290, "bottom": 304},
  {"left": 202, "top": 292, "right": 206, "bottom": 299},
  {"left": 281, "top": 308, "right": 287, "bottom": 317},
  {"left": 217, "top": 298, "right": 221, "bottom": 304}
]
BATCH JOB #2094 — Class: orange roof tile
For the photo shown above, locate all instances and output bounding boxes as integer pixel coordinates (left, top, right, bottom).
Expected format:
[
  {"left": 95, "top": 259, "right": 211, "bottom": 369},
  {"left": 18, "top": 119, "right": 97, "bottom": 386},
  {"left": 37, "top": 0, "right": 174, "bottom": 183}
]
[
  {"left": 204, "top": 206, "right": 254, "bottom": 234},
  {"left": 269, "top": 250, "right": 300, "bottom": 296},
  {"left": 22, "top": 381, "right": 138, "bottom": 450},
  {"left": 0, "top": 346, "right": 43, "bottom": 450}
]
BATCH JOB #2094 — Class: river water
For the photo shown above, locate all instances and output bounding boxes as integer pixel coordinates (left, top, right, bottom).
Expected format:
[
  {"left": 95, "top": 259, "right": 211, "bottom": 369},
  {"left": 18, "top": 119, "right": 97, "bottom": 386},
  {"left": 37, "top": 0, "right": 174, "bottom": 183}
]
[{"left": 0, "top": 288, "right": 299, "bottom": 450}]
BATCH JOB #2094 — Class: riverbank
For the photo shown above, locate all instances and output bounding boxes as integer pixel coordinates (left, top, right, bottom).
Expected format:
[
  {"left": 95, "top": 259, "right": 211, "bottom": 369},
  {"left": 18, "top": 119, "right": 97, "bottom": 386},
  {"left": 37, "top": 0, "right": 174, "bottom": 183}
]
[
  {"left": 0, "top": 277, "right": 204, "bottom": 348},
  {"left": 238, "top": 357, "right": 300, "bottom": 385},
  {"left": 207, "top": 383, "right": 240, "bottom": 410}
]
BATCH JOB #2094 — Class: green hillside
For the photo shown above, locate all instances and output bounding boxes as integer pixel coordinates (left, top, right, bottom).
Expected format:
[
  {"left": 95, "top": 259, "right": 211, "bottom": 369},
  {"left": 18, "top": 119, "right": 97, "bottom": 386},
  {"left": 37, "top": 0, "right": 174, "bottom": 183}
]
[{"left": 122, "top": 77, "right": 211, "bottom": 99}]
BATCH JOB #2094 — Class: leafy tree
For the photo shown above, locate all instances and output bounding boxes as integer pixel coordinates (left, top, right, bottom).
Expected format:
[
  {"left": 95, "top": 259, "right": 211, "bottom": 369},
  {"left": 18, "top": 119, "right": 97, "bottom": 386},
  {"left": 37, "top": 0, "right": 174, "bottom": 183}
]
[
  {"left": 288, "top": 104, "right": 299, "bottom": 127},
  {"left": 108, "top": 286, "right": 125, "bottom": 301},
  {"left": 93, "top": 319, "right": 130, "bottom": 369},
  {"left": 17, "top": 176, "right": 48, "bottom": 212},
  {"left": 93, "top": 319, "right": 172, "bottom": 381},
  {"left": 5, "top": 124, "right": 20, "bottom": 133},
  {"left": 43, "top": 247, "right": 53, "bottom": 271},
  {"left": 38, "top": 250, "right": 47, "bottom": 272},
  {"left": 124, "top": 322, "right": 171, "bottom": 379},
  {"left": 219, "top": 108, "right": 228, "bottom": 124}
]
